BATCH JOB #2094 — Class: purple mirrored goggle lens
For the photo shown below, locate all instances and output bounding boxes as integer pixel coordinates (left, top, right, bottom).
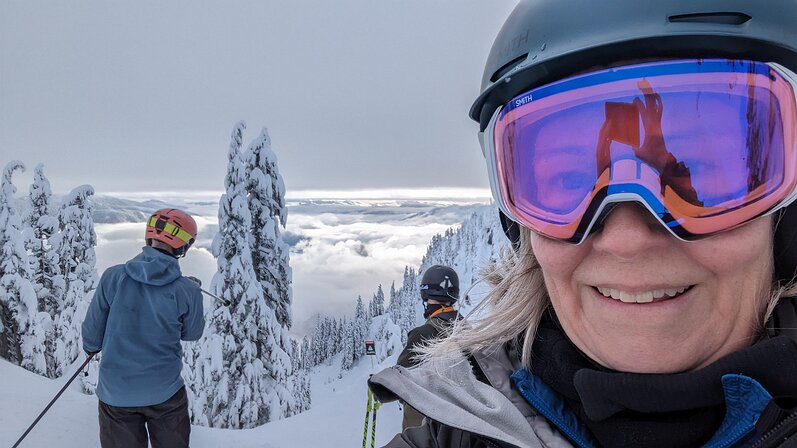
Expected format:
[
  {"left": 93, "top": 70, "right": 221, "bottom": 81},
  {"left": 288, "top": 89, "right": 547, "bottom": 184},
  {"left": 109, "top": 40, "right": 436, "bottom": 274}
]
[{"left": 491, "top": 59, "right": 797, "bottom": 242}]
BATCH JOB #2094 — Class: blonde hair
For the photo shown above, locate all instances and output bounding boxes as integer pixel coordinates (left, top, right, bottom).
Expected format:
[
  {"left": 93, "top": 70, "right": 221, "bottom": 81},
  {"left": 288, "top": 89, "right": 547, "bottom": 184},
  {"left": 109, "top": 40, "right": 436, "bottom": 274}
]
[{"left": 421, "top": 224, "right": 791, "bottom": 369}]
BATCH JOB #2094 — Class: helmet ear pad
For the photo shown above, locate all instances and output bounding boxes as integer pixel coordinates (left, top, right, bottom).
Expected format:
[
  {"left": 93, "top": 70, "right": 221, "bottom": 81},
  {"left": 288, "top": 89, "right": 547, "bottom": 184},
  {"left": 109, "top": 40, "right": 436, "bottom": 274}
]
[{"left": 774, "top": 204, "right": 797, "bottom": 284}]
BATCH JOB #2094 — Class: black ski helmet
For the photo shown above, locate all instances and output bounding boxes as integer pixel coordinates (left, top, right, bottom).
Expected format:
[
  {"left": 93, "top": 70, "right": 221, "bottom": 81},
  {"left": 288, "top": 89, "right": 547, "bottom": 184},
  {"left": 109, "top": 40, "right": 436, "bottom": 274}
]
[
  {"left": 472, "top": 0, "right": 797, "bottom": 284},
  {"left": 420, "top": 265, "right": 460, "bottom": 303}
]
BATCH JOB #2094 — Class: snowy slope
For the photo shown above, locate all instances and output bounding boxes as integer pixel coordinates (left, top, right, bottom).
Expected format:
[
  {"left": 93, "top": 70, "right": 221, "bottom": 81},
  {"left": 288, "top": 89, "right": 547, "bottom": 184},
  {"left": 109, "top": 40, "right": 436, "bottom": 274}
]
[
  {"left": 2, "top": 201, "right": 505, "bottom": 447},
  {"left": 1, "top": 317, "right": 405, "bottom": 448}
]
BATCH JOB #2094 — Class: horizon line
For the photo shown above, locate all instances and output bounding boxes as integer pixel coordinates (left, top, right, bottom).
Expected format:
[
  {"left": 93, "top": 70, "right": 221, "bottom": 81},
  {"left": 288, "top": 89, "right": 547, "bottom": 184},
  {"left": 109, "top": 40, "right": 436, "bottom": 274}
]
[{"left": 98, "top": 187, "right": 493, "bottom": 201}]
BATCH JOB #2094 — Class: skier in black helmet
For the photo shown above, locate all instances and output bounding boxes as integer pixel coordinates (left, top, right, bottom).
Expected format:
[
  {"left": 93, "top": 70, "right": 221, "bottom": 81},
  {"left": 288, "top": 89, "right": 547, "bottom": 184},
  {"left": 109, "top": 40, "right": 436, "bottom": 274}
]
[
  {"left": 395, "top": 265, "right": 463, "bottom": 430},
  {"left": 370, "top": 0, "right": 797, "bottom": 446}
]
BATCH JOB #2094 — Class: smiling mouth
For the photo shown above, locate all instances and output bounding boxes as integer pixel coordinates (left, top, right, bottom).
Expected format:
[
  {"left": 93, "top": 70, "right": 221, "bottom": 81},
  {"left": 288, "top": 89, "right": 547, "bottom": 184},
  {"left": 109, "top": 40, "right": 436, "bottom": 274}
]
[{"left": 594, "top": 285, "right": 694, "bottom": 304}]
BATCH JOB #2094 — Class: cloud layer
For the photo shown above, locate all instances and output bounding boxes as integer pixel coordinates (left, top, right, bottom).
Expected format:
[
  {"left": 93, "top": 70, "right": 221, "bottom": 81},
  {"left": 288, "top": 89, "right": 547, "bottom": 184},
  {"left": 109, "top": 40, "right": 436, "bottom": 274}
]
[{"left": 92, "top": 192, "right": 490, "bottom": 337}]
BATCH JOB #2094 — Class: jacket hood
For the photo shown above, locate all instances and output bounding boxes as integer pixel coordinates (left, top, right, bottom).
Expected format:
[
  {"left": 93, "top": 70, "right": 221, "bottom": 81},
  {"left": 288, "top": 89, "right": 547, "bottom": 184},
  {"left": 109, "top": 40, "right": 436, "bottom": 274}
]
[
  {"left": 124, "top": 246, "right": 183, "bottom": 286},
  {"left": 369, "top": 344, "right": 558, "bottom": 448}
]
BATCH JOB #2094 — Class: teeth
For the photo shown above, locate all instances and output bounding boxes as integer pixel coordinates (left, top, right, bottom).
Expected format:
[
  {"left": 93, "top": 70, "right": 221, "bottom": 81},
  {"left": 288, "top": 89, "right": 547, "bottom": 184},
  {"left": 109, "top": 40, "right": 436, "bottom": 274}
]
[{"left": 596, "top": 286, "right": 689, "bottom": 303}]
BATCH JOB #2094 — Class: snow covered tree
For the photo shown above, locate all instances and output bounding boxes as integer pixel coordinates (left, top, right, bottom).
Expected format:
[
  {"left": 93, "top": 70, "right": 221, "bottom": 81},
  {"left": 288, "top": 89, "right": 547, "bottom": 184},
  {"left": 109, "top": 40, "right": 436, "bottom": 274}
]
[
  {"left": 294, "top": 368, "right": 311, "bottom": 410},
  {"left": 354, "top": 295, "right": 368, "bottom": 361},
  {"left": 50, "top": 185, "right": 97, "bottom": 377},
  {"left": 304, "top": 315, "right": 345, "bottom": 367},
  {"left": 392, "top": 266, "right": 420, "bottom": 343},
  {"left": 185, "top": 122, "right": 297, "bottom": 429},
  {"left": 23, "top": 164, "right": 60, "bottom": 320},
  {"left": 287, "top": 339, "right": 310, "bottom": 414},
  {"left": 373, "top": 284, "right": 385, "bottom": 316},
  {"left": 300, "top": 335, "right": 312, "bottom": 370},
  {"left": 339, "top": 296, "right": 369, "bottom": 374},
  {"left": 244, "top": 127, "right": 292, "bottom": 330},
  {"left": 388, "top": 281, "right": 398, "bottom": 321},
  {"left": 0, "top": 161, "right": 44, "bottom": 374},
  {"left": 307, "top": 319, "right": 321, "bottom": 367},
  {"left": 243, "top": 127, "right": 307, "bottom": 416},
  {"left": 339, "top": 319, "right": 354, "bottom": 372},
  {"left": 23, "top": 165, "right": 61, "bottom": 377}
]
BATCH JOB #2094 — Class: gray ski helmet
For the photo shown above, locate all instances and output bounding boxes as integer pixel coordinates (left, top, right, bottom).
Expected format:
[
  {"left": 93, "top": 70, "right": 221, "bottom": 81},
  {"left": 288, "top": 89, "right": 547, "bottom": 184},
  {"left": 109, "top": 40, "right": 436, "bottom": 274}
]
[
  {"left": 472, "top": 0, "right": 797, "bottom": 284},
  {"left": 420, "top": 265, "right": 460, "bottom": 303}
]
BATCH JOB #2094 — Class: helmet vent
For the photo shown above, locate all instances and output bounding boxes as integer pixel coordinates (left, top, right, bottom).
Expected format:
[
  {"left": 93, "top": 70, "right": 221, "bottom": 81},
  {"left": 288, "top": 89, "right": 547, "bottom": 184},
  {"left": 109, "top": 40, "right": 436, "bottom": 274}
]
[
  {"left": 668, "top": 12, "right": 751, "bottom": 25},
  {"left": 490, "top": 54, "right": 528, "bottom": 83}
]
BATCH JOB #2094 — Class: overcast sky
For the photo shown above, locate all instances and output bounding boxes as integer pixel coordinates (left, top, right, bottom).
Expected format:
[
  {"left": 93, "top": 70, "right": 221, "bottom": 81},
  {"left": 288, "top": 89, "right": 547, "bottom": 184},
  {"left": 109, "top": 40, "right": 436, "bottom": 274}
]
[{"left": 1, "top": 1, "right": 518, "bottom": 194}]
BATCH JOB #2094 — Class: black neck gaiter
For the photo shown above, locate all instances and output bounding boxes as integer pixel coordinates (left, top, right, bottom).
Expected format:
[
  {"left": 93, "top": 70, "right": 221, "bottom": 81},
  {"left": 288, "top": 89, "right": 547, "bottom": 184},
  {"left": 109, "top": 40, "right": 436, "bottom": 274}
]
[
  {"left": 423, "top": 303, "right": 444, "bottom": 319},
  {"left": 530, "top": 310, "right": 797, "bottom": 448}
]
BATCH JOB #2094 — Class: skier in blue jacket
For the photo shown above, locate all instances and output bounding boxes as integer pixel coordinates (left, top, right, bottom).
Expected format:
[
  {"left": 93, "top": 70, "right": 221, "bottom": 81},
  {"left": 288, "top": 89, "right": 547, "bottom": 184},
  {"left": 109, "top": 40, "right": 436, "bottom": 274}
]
[{"left": 82, "top": 208, "right": 204, "bottom": 448}]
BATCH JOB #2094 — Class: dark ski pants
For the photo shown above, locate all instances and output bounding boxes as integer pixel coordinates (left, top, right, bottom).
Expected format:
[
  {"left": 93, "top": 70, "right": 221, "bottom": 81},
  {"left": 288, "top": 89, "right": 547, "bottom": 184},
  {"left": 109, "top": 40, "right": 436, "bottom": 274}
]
[{"left": 98, "top": 386, "right": 190, "bottom": 448}]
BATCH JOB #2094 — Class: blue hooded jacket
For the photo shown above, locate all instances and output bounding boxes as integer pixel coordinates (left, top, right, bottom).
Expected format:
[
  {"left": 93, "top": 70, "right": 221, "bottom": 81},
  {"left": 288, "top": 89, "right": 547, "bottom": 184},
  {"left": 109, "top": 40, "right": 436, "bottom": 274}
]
[{"left": 82, "top": 246, "right": 204, "bottom": 407}]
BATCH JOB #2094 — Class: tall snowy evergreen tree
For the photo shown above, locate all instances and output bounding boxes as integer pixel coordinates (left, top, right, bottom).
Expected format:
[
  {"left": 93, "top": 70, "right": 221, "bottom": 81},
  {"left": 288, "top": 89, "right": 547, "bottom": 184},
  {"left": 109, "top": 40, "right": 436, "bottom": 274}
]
[
  {"left": 244, "top": 127, "right": 292, "bottom": 330},
  {"left": 23, "top": 164, "right": 60, "bottom": 319},
  {"left": 23, "top": 165, "right": 61, "bottom": 377},
  {"left": 50, "top": 185, "right": 97, "bottom": 377},
  {"left": 354, "top": 295, "right": 368, "bottom": 361},
  {"left": 0, "top": 161, "right": 43, "bottom": 374},
  {"left": 185, "top": 121, "right": 302, "bottom": 428},
  {"left": 243, "top": 127, "right": 307, "bottom": 417}
]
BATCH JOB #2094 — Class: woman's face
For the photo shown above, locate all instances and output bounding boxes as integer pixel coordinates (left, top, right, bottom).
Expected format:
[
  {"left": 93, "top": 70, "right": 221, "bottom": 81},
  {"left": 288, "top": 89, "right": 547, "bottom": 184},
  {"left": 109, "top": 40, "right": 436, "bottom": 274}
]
[{"left": 530, "top": 204, "right": 773, "bottom": 373}]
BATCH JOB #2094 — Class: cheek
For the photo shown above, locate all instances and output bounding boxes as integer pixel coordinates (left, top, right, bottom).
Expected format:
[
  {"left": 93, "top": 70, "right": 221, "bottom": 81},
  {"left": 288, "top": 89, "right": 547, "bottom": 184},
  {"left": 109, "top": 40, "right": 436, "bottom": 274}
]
[
  {"left": 529, "top": 232, "right": 587, "bottom": 290},
  {"left": 698, "top": 222, "right": 774, "bottom": 319},
  {"left": 690, "top": 218, "right": 773, "bottom": 287}
]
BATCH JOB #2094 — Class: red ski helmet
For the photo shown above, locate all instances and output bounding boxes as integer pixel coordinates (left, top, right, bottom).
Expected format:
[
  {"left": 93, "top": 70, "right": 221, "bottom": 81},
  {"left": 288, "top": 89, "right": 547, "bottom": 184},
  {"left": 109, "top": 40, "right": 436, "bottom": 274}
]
[{"left": 145, "top": 208, "right": 197, "bottom": 256}]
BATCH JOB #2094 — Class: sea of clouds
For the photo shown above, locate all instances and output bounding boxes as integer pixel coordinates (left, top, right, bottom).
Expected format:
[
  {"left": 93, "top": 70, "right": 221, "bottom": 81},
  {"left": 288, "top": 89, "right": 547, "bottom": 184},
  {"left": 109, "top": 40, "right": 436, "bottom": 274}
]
[{"left": 92, "top": 189, "right": 492, "bottom": 337}]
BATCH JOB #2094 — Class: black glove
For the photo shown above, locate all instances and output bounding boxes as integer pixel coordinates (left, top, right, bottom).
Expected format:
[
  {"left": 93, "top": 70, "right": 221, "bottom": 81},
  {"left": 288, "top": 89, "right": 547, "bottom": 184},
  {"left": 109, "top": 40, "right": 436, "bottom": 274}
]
[{"left": 186, "top": 276, "right": 202, "bottom": 287}]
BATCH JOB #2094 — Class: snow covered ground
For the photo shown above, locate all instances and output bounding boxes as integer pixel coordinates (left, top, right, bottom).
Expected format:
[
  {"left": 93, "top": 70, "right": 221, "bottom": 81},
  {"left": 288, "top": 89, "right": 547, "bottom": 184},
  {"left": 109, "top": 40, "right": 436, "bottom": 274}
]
[{"left": 1, "top": 317, "right": 405, "bottom": 447}]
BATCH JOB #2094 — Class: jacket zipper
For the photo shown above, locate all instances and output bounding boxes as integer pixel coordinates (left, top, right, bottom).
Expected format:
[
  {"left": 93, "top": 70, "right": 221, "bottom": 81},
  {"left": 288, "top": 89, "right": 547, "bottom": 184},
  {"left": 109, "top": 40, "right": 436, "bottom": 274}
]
[{"left": 751, "top": 411, "right": 797, "bottom": 448}]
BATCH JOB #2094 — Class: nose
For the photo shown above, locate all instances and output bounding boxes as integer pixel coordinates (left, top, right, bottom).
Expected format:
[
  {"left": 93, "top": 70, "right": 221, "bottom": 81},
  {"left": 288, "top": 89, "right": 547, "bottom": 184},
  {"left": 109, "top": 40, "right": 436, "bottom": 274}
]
[{"left": 590, "top": 202, "right": 671, "bottom": 258}]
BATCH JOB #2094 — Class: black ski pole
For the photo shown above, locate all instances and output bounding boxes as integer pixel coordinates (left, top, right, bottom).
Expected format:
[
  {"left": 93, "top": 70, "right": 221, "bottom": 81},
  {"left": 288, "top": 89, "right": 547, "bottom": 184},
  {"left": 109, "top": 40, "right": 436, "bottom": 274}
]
[
  {"left": 199, "top": 287, "right": 231, "bottom": 307},
  {"left": 186, "top": 276, "right": 231, "bottom": 307},
  {"left": 13, "top": 353, "right": 96, "bottom": 448}
]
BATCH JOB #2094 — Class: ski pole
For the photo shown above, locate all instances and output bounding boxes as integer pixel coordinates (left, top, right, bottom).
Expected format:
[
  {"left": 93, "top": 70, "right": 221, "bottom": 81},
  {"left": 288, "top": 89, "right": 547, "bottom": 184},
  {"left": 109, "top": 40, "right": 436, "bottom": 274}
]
[
  {"left": 186, "top": 276, "right": 230, "bottom": 306},
  {"left": 13, "top": 353, "right": 96, "bottom": 448},
  {"left": 362, "top": 387, "right": 373, "bottom": 448},
  {"left": 186, "top": 277, "right": 231, "bottom": 307},
  {"left": 370, "top": 397, "right": 381, "bottom": 448},
  {"left": 199, "top": 287, "right": 231, "bottom": 307}
]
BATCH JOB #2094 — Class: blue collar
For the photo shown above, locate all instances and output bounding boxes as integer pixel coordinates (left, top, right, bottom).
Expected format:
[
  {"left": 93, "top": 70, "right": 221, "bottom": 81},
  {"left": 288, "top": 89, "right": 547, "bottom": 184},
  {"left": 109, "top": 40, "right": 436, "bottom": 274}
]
[
  {"left": 511, "top": 369, "right": 597, "bottom": 448},
  {"left": 702, "top": 374, "right": 772, "bottom": 448}
]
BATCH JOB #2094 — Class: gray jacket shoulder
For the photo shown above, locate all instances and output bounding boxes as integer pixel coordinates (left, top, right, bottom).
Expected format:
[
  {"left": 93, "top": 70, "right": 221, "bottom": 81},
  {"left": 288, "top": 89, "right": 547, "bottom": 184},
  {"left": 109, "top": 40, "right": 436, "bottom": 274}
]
[{"left": 369, "top": 342, "right": 574, "bottom": 448}]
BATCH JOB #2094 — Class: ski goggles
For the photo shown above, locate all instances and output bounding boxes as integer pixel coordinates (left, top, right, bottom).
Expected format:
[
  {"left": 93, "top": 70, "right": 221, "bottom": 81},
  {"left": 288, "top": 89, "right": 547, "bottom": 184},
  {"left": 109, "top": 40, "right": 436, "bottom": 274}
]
[
  {"left": 147, "top": 215, "right": 195, "bottom": 245},
  {"left": 482, "top": 59, "right": 797, "bottom": 243}
]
